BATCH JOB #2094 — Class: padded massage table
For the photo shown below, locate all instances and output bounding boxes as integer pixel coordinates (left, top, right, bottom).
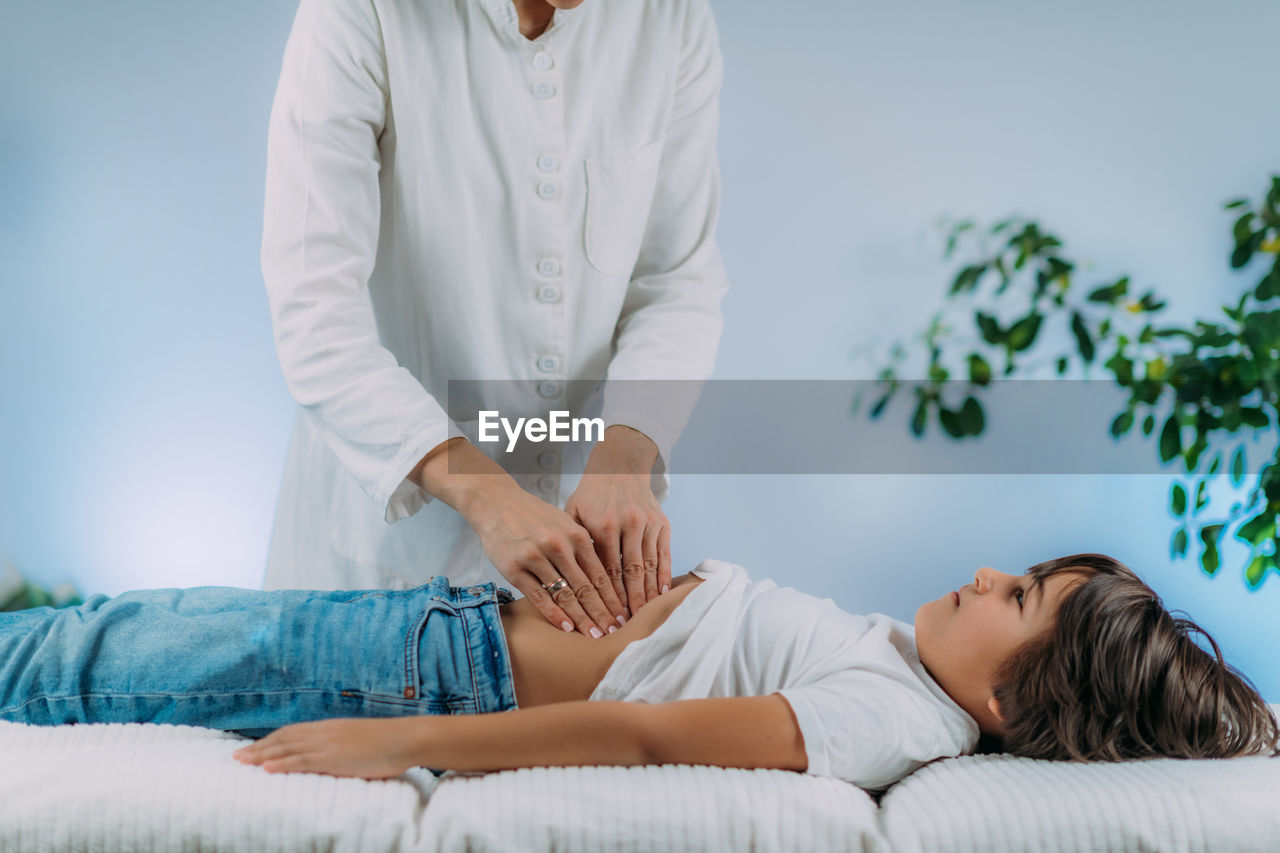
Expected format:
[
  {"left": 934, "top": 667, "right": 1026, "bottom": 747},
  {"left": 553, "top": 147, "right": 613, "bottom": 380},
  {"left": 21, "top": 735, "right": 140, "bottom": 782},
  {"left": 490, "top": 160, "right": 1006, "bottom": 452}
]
[{"left": 0, "top": 712, "right": 1276, "bottom": 851}]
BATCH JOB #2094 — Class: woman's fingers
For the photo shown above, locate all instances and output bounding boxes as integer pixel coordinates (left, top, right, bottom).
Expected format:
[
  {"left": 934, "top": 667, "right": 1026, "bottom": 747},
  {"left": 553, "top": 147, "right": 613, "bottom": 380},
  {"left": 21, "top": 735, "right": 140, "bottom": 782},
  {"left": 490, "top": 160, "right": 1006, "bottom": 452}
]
[
  {"left": 549, "top": 546, "right": 621, "bottom": 636},
  {"left": 540, "top": 563, "right": 600, "bottom": 637},
  {"left": 507, "top": 562, "right": 578, "bottom": 634},
  {"left": 620, "top": 520, "right": 648, "bottom": 615},
  {"left": 591, "top": 521, "right": 627, "bottom": 612},
  {"left": 642, "top": 523, "right": 661, "bottom": 601},
  {"left": 656, "top": 523, "right": 672, "bottom": 595}
]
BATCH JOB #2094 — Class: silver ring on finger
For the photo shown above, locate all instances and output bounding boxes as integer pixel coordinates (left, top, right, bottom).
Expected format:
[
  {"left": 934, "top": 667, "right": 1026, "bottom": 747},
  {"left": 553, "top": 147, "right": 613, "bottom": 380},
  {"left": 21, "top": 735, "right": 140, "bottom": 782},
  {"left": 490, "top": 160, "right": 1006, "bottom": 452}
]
[{"left": 542, "top": 577, "right": 570, "bottom": 595}]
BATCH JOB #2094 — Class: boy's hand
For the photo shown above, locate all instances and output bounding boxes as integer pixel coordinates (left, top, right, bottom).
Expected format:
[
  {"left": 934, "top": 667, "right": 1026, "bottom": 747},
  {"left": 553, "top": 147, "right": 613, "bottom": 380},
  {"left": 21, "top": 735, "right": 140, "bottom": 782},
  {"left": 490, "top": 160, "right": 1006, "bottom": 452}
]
[{"left": 232, "top": 717, "right": 420, "bottom": 779}]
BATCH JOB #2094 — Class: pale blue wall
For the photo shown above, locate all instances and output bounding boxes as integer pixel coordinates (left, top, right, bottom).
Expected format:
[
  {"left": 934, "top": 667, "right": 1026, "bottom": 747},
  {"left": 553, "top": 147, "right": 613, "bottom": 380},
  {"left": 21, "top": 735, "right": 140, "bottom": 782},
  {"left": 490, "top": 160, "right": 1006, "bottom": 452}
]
[{"left": 1, "top": 1, "right": 1276, "bottom": 699}]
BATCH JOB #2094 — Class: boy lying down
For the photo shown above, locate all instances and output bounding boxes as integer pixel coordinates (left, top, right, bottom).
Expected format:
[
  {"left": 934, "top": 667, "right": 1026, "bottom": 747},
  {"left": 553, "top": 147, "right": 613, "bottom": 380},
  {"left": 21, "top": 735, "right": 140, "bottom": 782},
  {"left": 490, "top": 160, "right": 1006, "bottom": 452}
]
[{"left": 0, "top": 553, "right": 1275, "bottom": 790}]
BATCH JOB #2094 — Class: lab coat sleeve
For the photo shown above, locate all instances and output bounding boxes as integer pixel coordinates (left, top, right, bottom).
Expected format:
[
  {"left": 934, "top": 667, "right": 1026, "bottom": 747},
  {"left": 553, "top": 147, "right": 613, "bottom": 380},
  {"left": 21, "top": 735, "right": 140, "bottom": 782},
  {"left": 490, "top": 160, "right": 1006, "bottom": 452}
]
[
  {"left": 261, "top": 0, "right": 458, "bottom": 523},
  {"left": 599, "top": 0, "right": 729, "bottom": 501}
]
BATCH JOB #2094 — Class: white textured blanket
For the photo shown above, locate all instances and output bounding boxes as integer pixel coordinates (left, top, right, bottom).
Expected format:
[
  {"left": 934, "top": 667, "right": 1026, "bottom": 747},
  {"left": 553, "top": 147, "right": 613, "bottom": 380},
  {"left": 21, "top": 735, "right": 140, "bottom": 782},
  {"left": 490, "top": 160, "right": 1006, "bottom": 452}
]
[
  {"left": 3, "top": 718, "right": 1277, "bottom": 851},
  {"left": 0, "top": 721, "right": 884, "bottom": 852}
]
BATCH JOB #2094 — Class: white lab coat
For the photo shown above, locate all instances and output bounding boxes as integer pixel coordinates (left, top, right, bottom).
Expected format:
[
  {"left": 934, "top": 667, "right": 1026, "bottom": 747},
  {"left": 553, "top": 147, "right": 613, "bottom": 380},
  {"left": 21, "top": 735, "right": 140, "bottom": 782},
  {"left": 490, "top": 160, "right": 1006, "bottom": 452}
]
[{"left": 261, "top": 0, "right": 728, "bottom": 591}]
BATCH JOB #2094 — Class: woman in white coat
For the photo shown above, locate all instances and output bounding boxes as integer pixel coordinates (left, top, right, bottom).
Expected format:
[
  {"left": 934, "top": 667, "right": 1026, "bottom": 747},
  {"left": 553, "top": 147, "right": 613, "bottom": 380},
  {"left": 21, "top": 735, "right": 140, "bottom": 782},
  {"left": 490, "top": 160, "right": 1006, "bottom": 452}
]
[{"left": 260, "top": 0, "right": 728, "bottom": 637}]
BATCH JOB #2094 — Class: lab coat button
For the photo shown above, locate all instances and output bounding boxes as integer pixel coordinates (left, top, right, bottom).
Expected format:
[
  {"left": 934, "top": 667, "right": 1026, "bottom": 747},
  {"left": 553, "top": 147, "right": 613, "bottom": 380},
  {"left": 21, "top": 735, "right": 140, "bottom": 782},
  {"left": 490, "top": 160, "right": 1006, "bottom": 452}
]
[
  {"left": 537, "top": 285, "right": 561, "bottom": 304},
  {"left": 537, "top": 355, "right": 560, "bottom": 373},
  {"left": 537, "top": 154, "right": 560, "bottom": 173},
  {"left": 537, "top": 181, "right": 559, "bottom": 200},
  {"left": 538, "top": 476, "right": 558, "bottom": 494},
  {"left": 538, "top": 380, "right": 561, "bottom": 398},
  {"left": 532, "top": 52, "right": 554, "bottom": 71},
  {"left": 532, "top": 81, "right": 556, "bottom": 100},
  {"left": 538, "top": 451, "right": 558, "bottom": 470},
  {"left": 537, "top": 257, "right": 561, "bottom": 277}
]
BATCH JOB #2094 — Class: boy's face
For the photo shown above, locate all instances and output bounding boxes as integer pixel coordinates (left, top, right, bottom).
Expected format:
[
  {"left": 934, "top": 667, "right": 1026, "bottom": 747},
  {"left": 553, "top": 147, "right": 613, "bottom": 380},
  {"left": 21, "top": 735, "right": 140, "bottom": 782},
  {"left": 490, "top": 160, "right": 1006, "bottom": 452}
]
[{"left": 915, "top": 566, "right": 1083, "bottom": 735}]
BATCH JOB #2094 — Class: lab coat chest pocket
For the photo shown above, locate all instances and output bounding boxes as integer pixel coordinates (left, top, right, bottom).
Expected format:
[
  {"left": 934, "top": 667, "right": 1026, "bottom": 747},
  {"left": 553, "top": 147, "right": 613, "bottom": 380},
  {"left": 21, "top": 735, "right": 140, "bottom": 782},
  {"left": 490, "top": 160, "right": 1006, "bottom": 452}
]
[{"left": 583, "top": 138, "right": 665, "bottom": 278}]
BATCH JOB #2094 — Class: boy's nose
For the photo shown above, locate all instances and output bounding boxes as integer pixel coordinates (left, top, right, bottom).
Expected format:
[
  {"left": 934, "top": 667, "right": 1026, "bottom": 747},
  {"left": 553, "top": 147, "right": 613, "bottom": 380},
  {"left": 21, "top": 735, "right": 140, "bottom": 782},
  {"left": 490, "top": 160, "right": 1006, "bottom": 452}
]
[{"left": 973, "top": 566, "right": 1002, "bottom": 592}]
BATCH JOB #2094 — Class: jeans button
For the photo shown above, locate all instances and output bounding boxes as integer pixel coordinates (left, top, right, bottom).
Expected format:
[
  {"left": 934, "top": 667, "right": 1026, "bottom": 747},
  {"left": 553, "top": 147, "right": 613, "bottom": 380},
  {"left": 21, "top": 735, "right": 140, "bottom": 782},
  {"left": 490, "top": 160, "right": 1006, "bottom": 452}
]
[
  {"left": 466, "top": 586, "right": 485, "bottom": 596},
  {"left": 404, "top": 687, "right": 416, "bottom": 699}
]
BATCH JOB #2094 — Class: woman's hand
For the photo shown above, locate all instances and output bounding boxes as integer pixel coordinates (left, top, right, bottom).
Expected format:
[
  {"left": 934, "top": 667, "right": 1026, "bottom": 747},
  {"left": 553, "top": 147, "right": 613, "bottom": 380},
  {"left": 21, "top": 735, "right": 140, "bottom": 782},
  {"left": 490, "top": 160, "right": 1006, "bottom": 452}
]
[
  {"left": 565, "top": 425, "right": 670, "bottom": 616},
  {"left": 412, "top": 437, "right": 627, "bottom": 637},
  {"left": 466, "top": 479, "right": 628, "bottom": 636},
  {"left": 232, "top": 718, "right": 419, "bottom": 779}
]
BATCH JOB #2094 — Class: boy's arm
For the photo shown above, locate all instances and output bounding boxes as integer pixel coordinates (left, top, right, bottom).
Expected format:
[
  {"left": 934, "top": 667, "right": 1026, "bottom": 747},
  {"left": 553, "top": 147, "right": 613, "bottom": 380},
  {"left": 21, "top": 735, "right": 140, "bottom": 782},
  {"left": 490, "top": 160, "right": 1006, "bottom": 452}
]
[{"left": 232, "top": 695, "right": 808, "bottom": 779}]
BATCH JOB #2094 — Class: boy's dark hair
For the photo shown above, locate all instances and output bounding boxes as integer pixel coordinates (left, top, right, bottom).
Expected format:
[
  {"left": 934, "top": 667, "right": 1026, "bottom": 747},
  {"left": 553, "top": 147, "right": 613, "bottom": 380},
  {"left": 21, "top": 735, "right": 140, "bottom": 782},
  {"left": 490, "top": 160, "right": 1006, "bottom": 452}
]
[{"left": 988, "top": 553, "right": 1279, "bottom": 761}]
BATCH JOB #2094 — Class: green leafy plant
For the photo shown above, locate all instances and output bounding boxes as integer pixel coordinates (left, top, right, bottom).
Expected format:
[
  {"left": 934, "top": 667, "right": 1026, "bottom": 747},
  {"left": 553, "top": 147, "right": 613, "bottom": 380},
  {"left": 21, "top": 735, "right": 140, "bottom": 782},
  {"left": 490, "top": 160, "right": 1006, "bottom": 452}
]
[
  {"left": 0, "top": 560, "right": 83, "bottom": 611},
  {"left": 854, "top": 176, "right": 1280, "bottom": 588}
]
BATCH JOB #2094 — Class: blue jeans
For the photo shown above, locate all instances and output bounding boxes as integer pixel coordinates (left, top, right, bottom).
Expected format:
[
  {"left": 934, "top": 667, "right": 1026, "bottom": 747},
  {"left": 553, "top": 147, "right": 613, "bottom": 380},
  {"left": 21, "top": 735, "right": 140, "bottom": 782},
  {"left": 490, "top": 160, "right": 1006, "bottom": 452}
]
[{"left": 0, "top": 577, "right": 518, "bottom": 737}]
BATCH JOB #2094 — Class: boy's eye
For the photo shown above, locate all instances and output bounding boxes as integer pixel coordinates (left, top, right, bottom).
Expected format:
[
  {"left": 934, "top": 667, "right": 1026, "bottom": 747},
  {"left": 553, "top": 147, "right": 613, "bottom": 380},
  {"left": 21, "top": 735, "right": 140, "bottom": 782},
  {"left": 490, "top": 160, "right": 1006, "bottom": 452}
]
[{"left": 1015, "top": 588, "right": 1025, "bottom": 608}]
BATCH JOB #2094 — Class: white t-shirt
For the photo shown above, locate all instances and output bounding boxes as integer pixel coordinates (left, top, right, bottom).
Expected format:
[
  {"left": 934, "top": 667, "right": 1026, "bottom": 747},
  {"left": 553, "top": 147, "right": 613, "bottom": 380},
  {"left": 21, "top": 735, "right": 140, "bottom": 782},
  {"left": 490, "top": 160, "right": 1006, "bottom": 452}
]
[{"left": 589, "top": 559, "right": 980, "bottom": 790}]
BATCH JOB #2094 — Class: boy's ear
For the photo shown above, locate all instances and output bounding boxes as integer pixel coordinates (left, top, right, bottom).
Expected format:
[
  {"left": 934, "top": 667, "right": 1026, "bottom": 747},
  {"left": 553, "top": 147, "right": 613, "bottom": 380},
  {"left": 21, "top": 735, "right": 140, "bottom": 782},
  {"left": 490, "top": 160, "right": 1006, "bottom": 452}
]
[{"left": 986, "top": 697, "right": 1006, "bottom": 724}]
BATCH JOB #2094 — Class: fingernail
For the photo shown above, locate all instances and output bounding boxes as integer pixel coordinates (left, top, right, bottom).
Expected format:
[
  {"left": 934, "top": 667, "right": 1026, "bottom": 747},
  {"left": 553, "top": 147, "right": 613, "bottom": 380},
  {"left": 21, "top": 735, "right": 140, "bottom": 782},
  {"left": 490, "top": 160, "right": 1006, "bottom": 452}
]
[
  {"left": 589, "top": 627, "right": 603, "bottom": 639},
  {"left": 617, "top": 614, "right": 627, "bottom": 626},
  {"left": 607, "top": 625, "right": 617, "bottom": 634},
  {"left": 561, "top": 621, "right": 574, "bottom": 632},
  {"left": 661, "top": 584, "right": 669, "bottom": 594}
]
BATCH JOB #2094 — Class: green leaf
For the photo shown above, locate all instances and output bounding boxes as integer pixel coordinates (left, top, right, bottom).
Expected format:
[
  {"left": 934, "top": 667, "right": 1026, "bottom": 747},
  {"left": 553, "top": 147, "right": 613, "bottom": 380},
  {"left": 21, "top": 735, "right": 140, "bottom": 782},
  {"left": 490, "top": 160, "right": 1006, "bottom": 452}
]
[
  {"left": 1244, "top": 554, "right": 1270, "bottom": 587},
  {"left": 1171, "top": 483, "right": 1187, "bottom": 516},
  {"left": 1171, "top": 526, "right": 1189, "bottom": 559},
  {"left": 1232, "top": 233, "right": 1264, "bottom": 269},
  {"left": 1055, "top": 356, "right": 1069, "bottom": 375},
  {"left": 1233, "top": 211, "right": 1257, "bottom": 243},
  {"left": 967, "top": 353, "right": 992, "bottom": 386},
  {"left": 1194, "top": 479, "right": 1208, "bottom": 513},
  {"left": 1070, "top": 312, "right": 1095, "bottom": 363},
  {"left": 1236, "top": 512, "right": 1276, "bottom": 545},
  {"left": 1142, "top": 414, "right": 1155, "bottom": 436},
  {"left": 1230, "top": 446, "right": 1245, "bottom": 486},
  {"left": 975, "top": 312, "right": 1003, "bottom": 345},
  {"left": 1007, "top": 313, "right": 1043, "bottom": 352},
  {"left": 939, "top": 407, "right": 966, "bottom": 438},
  {"left": 944, "top": 221, "right": 974, "bottom": 258},
  {"left": 1087, "top": 284, "right": 1117, "bottom": 303},
  {"left": 1198, "top": 524, "right": 1223, "bottom": 575},
  {"left": 1241, "top": 408, "right": 1270, "bottom": 429},
  {"left": 1158, "top": 415, "right": 1181, "bottom": 462},
  {"left": 1224, "top": 198, "right": 1249, "bottom": 210},
  {"left": 1087, "top": 277, "right": 1130, "bottom": 304},
  {"left": 1111, "top": 410, "right": 1135, "bottom": 438},
  {"left": 1206, "top": 452, "right": 1221, "bottom": 476},
  {"left": 950, "top": 264, "right": 987, "bottom": 295},
  {"left": 910, "top": 400, "right": 928, "bottom": 437},
  {"left": 869, "top": 393, "right": 891, "bottom": 419},
  {"left": 1104, "top": 351, "right": 1134, "bottom": 386},
  {"left": 1136, "top": 290, "right": 1167, "bottom": 312},
  {"left": 1255, "top": 270, "right": 1279, "bottom": 301},
  {"left": 1184, "top": 436, "right": 1206, "bottom": 473},
  {"left": 960, "top": 396, "right": 985, "bottom": 434}
]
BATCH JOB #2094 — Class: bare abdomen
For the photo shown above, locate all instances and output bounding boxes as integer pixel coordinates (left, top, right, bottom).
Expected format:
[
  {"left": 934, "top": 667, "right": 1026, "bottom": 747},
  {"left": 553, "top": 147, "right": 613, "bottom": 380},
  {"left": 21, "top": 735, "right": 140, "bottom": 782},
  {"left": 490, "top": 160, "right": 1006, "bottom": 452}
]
[{"left": 498, "top": 573, "right": 704, "bottom": 708}]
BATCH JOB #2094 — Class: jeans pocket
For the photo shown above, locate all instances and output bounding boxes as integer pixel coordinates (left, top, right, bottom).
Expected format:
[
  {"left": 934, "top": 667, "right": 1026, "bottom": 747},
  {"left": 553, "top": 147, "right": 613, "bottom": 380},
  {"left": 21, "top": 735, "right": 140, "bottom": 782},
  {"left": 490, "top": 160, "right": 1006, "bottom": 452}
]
[
  {"left": 583, "top": 137, "right": 665, "bottom": 278},
  {"left": 366, "top": 594, "right": 480, "bottom": 713}
]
